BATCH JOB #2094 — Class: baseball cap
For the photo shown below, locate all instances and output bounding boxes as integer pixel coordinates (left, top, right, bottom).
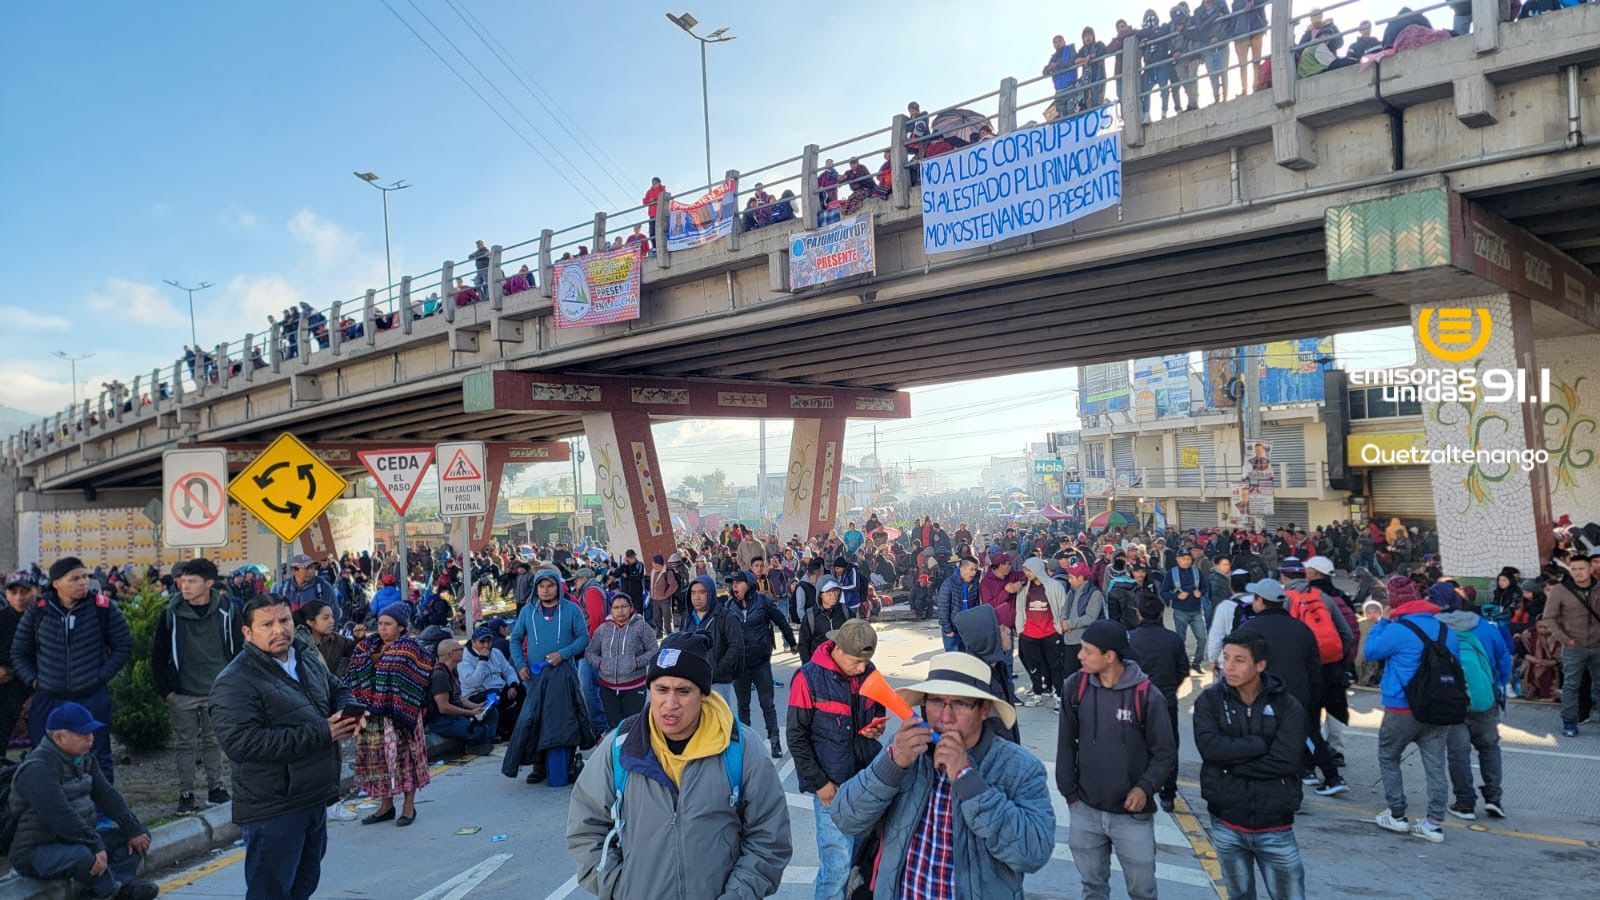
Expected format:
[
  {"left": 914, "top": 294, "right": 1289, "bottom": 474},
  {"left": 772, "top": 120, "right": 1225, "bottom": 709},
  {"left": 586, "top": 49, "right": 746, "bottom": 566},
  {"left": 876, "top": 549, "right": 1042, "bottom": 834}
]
[
  {"left": 827, "top": 620, "right": 878, "bottom": 659},
  {"left": 46, "top": 701, "right": 106, "bottom": 735},
  {"left": 1246, "top": 578, "right": 1287, "bottom": 603},
  {"left": 1304, "top": 556, "right": 1335, "bottom": 575},
  {"left": 5, "top": 571, "right": 34, "bottom": 590},
  {"left": 288, "top": 554, "right": 314, "bottom": 568},
  {"left": 818, "top": 577, "right": 841, "bottom": 594},
  {"left": 1065, "top": 563, "right": 1093, "bottom": 579}
]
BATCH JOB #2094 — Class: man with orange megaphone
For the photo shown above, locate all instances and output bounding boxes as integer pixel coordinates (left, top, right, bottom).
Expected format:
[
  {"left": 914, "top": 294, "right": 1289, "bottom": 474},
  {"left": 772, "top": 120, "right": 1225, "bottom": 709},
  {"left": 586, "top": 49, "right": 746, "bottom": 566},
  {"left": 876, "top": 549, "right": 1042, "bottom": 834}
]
[{"left": 831, "top": 652, "right": 1054, "bottom": 898}]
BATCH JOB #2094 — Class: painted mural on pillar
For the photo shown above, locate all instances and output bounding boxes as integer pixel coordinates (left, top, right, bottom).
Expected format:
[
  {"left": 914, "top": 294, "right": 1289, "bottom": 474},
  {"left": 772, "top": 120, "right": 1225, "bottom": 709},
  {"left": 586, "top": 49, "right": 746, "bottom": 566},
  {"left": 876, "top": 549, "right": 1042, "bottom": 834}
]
[
  {"left": 818, "top": 441, "right": 838, "bottom": 525},
  {"left": 630, "top": 441, "right": 665, "bottom": 538},
  {"left": 593, "top": 444, "right": 630, "bottom": 522},
  {"left": 1412, "top": 295, "right": 1540, "bottom": 575},
  {"left": 1537, "top": 334, "right": 1600, "bottom": 525}
]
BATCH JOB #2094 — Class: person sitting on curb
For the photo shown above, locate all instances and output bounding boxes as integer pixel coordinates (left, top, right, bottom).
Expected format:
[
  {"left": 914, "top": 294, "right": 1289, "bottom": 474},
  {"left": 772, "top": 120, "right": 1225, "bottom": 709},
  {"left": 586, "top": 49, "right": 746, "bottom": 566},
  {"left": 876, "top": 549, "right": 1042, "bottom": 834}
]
[
  {"left": 425, "top": 639, "right": 495, "bottom": 754},
  {"left": 7, "top": 702, "right": 158, "bottom": 900}
]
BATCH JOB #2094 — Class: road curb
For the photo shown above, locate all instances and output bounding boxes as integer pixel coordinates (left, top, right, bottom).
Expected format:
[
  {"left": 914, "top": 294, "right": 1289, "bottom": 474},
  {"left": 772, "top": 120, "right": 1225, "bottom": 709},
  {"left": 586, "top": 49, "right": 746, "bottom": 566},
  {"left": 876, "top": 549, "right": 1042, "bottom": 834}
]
[{"left": 1, "top": 767, "right": 360, "bottom": 898}]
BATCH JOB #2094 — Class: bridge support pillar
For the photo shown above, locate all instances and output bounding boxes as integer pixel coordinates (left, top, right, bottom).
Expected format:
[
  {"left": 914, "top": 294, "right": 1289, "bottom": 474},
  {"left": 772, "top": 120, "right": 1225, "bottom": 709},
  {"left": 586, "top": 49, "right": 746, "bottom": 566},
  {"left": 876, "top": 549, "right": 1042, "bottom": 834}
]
[
  {"left": 781, "top": 418, "right": 846, "bottom": 542},
  {"left": 1325, "top": 186, "right": 1600, "bottom": 579},
  {"left": 579, "top": 411, "right": 676, "bottom": 563}
]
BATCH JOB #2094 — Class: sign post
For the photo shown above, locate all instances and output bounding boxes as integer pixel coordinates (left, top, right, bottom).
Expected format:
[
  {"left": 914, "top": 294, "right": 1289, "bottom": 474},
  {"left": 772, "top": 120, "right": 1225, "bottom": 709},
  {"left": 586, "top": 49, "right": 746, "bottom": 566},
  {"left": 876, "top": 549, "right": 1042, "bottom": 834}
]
[
  {"left": 358, "top": 447, "right": 435, "bottom": 601},
  {"left": 163, "top": 448, "right": 230, "bottom": 549},
  {"left": 436, "top": 441, "right": 487, "bottom": 632}
]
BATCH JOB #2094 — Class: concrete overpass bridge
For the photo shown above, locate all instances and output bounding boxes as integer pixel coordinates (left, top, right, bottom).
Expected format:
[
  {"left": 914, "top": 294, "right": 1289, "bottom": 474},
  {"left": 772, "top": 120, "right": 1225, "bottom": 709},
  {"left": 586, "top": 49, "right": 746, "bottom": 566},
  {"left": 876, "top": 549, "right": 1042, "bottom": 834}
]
[{"left": 6, "top": 3, "right": 1600, "bottom": 575}]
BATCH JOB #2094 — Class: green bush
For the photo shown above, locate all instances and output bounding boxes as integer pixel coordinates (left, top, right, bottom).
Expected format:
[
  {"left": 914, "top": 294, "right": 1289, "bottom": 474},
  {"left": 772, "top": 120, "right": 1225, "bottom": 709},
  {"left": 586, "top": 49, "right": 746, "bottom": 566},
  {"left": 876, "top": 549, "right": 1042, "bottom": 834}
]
[{"left": 111, "top": 584, "right": 171, "bottom": 752}]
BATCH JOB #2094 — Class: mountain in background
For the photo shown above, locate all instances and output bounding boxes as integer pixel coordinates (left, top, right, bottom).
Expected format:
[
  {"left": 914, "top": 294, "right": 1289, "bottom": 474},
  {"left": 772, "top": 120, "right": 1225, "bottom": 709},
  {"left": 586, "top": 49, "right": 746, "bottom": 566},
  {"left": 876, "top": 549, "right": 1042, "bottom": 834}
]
[{"left": 0, "top": 405, "right": 40, "bottom": 432}]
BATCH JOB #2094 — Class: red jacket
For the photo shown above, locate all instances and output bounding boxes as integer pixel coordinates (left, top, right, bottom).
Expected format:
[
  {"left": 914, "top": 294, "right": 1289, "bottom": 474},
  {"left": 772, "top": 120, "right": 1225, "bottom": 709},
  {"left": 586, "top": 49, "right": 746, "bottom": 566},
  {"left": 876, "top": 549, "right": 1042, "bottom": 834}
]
[
  {"left": 577, "top": 582, "right": 608, "bottom": 638},
  {"left": 642, "top": 185, "right": 666, "bottom": 217}
]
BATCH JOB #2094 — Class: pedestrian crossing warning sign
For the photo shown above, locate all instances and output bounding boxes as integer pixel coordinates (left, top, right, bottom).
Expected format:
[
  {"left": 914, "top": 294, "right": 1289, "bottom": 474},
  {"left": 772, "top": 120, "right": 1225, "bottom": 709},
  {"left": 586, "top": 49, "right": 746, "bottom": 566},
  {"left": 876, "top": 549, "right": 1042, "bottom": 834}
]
[
  {"left": 442, "top": 448, "right": 483, "bottom": 481},
  {"left": 434, "top": 441, "right": 487, "bottom": 517}
]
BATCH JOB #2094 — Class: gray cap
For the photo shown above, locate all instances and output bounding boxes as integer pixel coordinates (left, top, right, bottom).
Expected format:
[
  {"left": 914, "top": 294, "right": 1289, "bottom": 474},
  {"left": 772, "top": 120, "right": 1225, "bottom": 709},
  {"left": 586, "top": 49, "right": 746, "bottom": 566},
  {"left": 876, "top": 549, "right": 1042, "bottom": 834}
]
[
  {"left": 818, "top": 577, "right": 841, "bottom": 594},
  {"left": 288, "top": 554, "right": 314, "bottom": 567},
  {"left": 1245, "top": 578, "right": 1287, "bottom": 603}
]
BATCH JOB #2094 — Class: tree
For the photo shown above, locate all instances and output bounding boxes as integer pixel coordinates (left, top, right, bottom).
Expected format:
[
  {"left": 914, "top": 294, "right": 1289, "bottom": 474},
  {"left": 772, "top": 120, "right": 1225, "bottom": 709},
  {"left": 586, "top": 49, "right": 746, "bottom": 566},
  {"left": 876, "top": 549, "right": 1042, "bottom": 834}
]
[{"left": 681, "top": 468, "right": 728, "bottom": 499}]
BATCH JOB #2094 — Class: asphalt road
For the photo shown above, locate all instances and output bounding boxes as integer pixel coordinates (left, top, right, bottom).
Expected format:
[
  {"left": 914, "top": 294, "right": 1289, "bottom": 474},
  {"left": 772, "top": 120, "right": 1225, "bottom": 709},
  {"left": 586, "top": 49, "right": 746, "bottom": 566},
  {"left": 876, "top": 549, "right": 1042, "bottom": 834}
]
[{"left": 156, "top": 609, "right": 1600, "bottom": 899}]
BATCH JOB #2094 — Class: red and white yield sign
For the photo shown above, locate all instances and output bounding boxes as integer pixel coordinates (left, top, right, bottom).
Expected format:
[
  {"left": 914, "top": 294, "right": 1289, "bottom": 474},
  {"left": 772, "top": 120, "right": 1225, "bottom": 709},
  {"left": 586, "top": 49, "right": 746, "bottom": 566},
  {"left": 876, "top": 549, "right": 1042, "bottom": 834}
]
[
  {"left": 163, "top": 448, "right": 230, "bottom": 548},
  {"left": 358, "top": 448, "right": 435, "bottom": 515}
]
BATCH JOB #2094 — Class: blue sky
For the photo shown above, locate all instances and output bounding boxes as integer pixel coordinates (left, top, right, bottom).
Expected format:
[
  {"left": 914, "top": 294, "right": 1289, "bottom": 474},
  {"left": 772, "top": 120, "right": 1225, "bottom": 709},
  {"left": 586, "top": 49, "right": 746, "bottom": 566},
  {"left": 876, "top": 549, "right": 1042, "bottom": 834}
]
[{"left": 1, "top": 0, "right": 1423, "bottom": 483}]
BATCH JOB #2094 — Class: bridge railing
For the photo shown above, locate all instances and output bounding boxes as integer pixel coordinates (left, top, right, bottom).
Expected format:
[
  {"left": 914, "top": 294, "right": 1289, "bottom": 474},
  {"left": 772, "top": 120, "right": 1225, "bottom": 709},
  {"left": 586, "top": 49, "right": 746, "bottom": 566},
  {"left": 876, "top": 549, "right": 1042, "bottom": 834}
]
[{"left": 7, "top": 0, "right": 1531, "bottom": 467}]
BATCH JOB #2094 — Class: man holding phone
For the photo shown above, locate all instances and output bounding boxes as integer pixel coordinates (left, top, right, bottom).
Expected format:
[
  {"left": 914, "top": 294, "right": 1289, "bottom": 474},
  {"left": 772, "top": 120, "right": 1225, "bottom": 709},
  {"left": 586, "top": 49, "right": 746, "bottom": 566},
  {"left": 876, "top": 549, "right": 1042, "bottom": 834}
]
[
  {"left": 786, "top": 620, "right": 885, "bottom": 899},
  {"left": 212, "top": 595, "right": 360, "bottom": 900}
]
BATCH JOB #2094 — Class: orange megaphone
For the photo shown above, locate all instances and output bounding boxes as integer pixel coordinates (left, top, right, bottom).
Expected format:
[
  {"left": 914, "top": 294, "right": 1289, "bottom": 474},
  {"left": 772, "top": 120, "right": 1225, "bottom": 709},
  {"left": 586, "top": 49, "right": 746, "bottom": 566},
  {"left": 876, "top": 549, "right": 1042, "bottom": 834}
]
[{"left": 861, "top": 670, "right": 915, "bottom": 720}]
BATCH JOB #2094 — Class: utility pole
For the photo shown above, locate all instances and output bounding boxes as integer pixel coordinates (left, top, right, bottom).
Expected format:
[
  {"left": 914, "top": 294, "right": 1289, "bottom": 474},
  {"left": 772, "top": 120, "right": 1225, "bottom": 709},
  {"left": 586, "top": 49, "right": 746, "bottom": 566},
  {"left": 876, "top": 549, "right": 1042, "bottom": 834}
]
[
  {"left": 665, "top": 11, "right": 736, "bottom": 188},
  {"left": 162, "top": 280, "right": 212, "bottom": 348},
  {"left": 51, "top": 351, "right": 94, "bottom": 408},
  {"left": 354, "top": 172, "right": 410, "bottom": 306},
  {"left": 758, "top": 422, "right": 767, "bottom": 522}
]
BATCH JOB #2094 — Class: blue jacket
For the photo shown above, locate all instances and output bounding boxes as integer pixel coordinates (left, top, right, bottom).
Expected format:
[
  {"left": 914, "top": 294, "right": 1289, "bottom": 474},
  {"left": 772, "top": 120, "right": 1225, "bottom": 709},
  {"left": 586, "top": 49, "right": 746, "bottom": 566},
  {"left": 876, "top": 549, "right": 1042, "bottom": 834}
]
[
  {"left": 1045, "top": 44, "right": 1079, "bottom": 91},
  {"left": 936, "top": 572, "right": 980, "bottom": 636},
  {"left": 370, "top": 586, "right": 403, "bottom": 618},
  {"left": 1363, "top": 609, "right": 1460, "bottom": 710},
  {"left": 832, "top": 726, "right": 1055, "bottom": 899},
  {"left": 12, "top": 590, "right": 133, "bottom": 698},
  {"left": 1160, "top": 565, "right": 1208, "bottom": 614},
  {"left": 510, "top": 598, "right": 590, "bottom": 672}
]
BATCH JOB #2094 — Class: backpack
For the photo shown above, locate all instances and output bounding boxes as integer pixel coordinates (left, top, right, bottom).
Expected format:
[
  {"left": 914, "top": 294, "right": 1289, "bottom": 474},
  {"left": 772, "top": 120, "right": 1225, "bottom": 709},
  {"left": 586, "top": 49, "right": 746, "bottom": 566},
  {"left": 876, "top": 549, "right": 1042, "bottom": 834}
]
[
  {"left": 1454, "top": 629, "right": 1496, "bottom": 714},
  {"left": 600, "top": 719, "right": 744, "bottom": 874},
  {"left": 1105, "top": 579, "right": 1141, "bottom": 629},
  {"left": 1065, "top": 670, "right": 1152, "bottom": 727},
  {"left": 1288, "top": 588, "right": 1343, "bottom": 665},
  {"left": 1396, "top": 619, "right": 1469, "bottom": 725}
]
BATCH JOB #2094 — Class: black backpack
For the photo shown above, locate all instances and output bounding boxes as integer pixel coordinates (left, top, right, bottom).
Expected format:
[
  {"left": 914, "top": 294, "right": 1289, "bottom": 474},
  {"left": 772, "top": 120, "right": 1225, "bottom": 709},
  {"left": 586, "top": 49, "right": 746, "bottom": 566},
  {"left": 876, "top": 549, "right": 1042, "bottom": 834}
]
[{"left": 1397, "top": 619, "right": 1468, "bottom": 726}]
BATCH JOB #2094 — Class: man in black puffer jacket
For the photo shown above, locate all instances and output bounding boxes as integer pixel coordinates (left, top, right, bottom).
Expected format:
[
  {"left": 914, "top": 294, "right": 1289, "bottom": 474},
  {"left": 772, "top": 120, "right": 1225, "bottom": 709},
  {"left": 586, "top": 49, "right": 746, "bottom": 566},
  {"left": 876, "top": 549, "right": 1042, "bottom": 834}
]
[
  {"left": 11, "top": 557, "right": 132, "bottom": 782},
  {"left": 211, "top": 595, "right": 360, "bottom": 900},
  {"left": 1194, "top": 630, "right": 1309, "bottom": 900}
]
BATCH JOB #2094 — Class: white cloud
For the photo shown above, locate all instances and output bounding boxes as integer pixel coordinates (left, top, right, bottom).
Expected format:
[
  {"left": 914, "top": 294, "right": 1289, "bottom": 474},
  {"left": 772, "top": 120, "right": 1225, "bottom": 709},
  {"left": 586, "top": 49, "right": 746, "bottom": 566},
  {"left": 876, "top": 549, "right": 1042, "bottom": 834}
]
[
  {"left": 217, "top": 206, "right": 259, "bottom": 230},
  {"left": 0, "top": 306, "right": 70, "bottom": 331},
  {"left": 223, "top": 274, "right": 300, "bottom": 323},
  {"left": 86, "top": 278, "right": 182, "bottom": 325},
  {"left": 287, "top": 209, "right": 357, "bottom": 266}
]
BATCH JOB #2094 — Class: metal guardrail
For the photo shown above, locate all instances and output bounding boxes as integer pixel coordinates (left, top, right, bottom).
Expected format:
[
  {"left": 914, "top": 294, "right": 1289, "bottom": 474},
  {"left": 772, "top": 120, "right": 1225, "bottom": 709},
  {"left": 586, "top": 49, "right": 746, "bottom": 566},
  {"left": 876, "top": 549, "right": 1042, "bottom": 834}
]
[{"left": 5, "top": 0, "right": 1527, "bottom": 467}]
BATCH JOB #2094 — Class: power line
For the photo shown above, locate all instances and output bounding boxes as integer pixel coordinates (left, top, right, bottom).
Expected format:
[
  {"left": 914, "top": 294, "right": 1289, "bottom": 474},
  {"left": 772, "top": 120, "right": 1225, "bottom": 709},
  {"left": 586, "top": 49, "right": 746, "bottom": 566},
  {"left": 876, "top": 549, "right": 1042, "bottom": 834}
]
[
  {"left": 377, "top": 0, "right": 609, "bottom": 211},
  {"left": 443, "top": 0, "right": 645, "bottom": 200},
  {"left": 399, "top": 0, "right": 630, "bottom": 211}
]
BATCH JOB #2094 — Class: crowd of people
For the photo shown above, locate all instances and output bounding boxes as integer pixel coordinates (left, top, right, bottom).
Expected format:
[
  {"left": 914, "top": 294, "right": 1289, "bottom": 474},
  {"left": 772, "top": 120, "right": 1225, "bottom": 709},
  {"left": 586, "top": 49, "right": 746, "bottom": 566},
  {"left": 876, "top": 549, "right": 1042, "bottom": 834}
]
[{"left": 4, "top": 503, "right": 1596, "bottom": 897}]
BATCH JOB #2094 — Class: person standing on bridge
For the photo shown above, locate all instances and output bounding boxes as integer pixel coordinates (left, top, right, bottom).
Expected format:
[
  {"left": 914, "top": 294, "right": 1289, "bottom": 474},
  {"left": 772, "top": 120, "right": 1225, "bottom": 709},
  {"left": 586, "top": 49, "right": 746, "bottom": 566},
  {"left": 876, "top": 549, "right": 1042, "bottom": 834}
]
[
  {"left": 12, "top": 557, "right": 132, "bottom": 782},
  {"left": 469, "top": 239, "right": 491, "bottom": 298},
  {"left": 150, "top": 557, "right": 241, "bottom": 814},
  {"left": 642, "top": 177, "right": 667, "bottom": 248}
]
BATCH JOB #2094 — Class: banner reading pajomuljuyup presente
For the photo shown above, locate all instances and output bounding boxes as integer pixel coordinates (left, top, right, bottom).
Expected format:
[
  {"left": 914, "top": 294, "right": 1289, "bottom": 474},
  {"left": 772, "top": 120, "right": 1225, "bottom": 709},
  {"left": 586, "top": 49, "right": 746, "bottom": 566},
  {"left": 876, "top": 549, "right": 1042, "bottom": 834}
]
[
  {"left": 920, "top": 106, "right": 1121, "bottom": 254},
  {"left": 552, "top": 246, "right": 643, "bottom": 329},
  {"left": 788, "top": 212, "right": 876, "bottom": 289},
  {"left": 667, "top": 179, "right": 737, "bottom": 251}
]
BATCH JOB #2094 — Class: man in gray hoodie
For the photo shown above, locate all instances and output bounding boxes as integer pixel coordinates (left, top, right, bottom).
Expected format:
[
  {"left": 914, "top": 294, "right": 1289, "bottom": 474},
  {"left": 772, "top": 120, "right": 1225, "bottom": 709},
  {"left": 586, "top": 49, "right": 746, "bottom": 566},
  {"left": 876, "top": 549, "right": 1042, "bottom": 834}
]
[{"left": 1056, "top": 620, "right": 1176, "bottom": 900}]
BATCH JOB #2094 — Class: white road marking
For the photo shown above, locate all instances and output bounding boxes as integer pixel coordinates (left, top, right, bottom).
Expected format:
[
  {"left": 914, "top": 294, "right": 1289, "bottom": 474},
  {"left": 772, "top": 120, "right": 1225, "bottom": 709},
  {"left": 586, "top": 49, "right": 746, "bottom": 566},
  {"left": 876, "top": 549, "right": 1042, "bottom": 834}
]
[
  {"left": 1338, "top": 727, "right": 1600, "bottom": 761},
  {"left": 1051, "top": 844, "right": 1215, "bottom": 887},
  {"left": 781, "top": 865, "right": 820, "bottom": 883},
  {"left": 1041, "top": 762, "right": 1189, "bottom": 848},
  {"left": 539, "top": 874, "right": 579, "bottom": 900},
  {"left": 413, "top": 853, "right": 514, "bottom": 900},
  {"left": 778, "top": 757, "right": 797, "bottom": 784}
]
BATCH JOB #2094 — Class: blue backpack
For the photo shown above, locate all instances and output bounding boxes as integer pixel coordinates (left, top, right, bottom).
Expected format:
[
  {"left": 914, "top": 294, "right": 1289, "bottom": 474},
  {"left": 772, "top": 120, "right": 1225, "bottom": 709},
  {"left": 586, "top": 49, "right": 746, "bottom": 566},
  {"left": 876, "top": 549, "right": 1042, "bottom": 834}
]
[
  {"left": 599, "top": 719, "right": 744, "bottom": 874},
  {"left": 1454, "top": 630, "right": 1496, "bottom": 714}
]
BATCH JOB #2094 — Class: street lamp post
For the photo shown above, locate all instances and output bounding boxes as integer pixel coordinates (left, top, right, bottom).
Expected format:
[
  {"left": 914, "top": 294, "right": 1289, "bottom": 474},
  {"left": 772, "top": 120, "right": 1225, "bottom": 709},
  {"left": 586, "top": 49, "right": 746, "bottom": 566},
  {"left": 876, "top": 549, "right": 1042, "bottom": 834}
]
[
  {"left": 162, "top": 280, "right": 212, "bottom": 347},
  {"left": 665, "top": 11, "right": 735, "bottom": 188},
  {"left": 51, "top": 351, "right": 94, "bottom": 408},
  {"left": 354, "top": 172, "right": 410, "bottom": 305}
]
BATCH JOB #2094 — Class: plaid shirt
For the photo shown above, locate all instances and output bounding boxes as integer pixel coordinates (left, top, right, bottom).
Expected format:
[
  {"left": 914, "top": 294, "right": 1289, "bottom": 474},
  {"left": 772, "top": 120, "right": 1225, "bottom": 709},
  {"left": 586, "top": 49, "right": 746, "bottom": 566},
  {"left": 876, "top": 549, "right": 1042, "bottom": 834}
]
[{"left": 898, "top": 769, "right": 959, "bottom": 899}]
